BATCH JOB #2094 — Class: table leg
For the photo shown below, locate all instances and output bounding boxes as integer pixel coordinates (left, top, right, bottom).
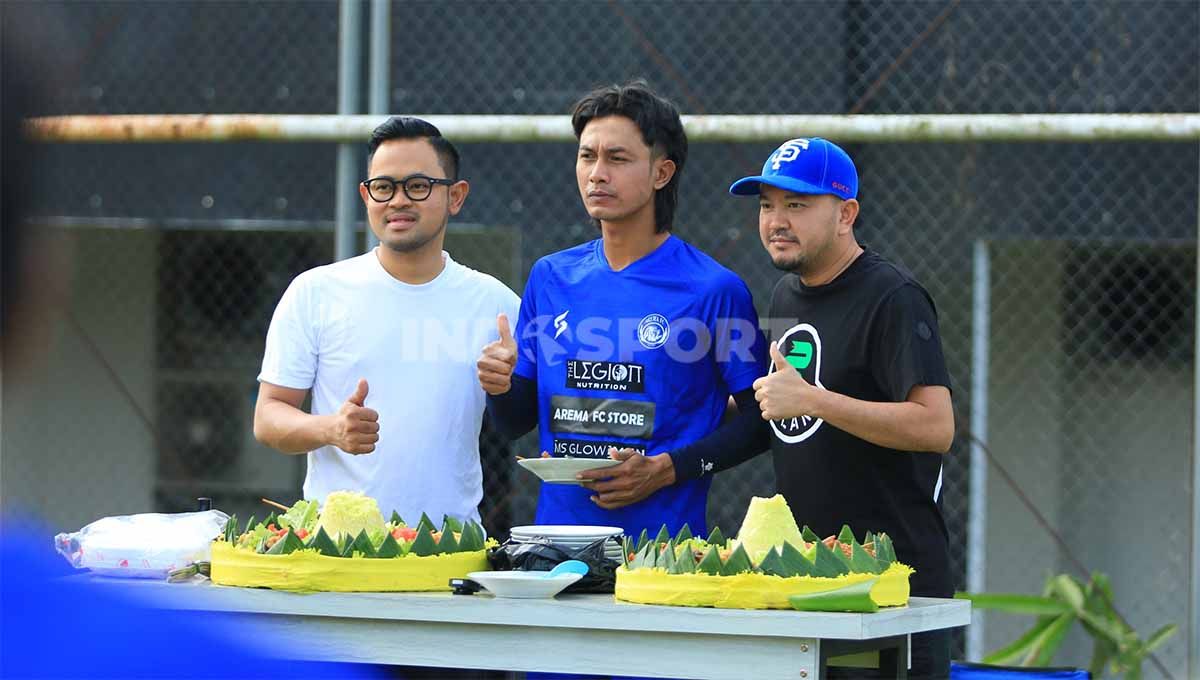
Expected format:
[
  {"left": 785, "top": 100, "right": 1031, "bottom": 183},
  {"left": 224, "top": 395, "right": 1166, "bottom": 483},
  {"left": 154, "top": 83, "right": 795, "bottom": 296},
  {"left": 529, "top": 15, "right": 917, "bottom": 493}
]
[{"left": 818, "top": 635, "right": 909, "bottom": 680}]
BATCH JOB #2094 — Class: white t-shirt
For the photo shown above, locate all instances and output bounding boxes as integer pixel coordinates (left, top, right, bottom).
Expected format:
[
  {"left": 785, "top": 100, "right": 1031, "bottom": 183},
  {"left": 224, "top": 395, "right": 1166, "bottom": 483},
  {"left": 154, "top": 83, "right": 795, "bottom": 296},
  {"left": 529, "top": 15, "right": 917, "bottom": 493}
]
[{"left": 258, "top": 249, "right": 520, "bottom": 524}]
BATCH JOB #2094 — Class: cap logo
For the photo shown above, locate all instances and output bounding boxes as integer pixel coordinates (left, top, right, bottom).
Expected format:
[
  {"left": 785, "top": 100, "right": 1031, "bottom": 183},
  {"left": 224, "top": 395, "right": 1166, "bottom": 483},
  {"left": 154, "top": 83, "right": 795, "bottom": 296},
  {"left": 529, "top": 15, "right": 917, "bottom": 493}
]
[{"left": 770, "top": 138, "right": 810, "bottom": 170}]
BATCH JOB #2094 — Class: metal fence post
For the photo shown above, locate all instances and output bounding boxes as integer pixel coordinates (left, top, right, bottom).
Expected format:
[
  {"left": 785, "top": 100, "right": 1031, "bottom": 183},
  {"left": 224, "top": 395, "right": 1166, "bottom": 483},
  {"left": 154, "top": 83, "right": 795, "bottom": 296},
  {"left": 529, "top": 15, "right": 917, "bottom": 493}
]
[
  {"left": 967, "top": 238, "right": 990, "bottom": 660},
  {"left": 364, "top": 0, "right": 389, "bottom": 253},
  {"left": 334, "top": 0, "right": 363, "bottom": 262},
  {"left": 1191, "top": 167, "right": 1199, "bottom": 680}
]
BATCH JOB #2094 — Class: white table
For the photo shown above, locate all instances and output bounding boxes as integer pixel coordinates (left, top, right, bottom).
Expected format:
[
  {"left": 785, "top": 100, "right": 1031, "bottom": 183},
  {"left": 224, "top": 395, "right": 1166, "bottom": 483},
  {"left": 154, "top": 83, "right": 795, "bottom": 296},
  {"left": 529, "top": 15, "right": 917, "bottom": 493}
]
[{"left": 89, "top": 577, "right": 970, "bottom": 679}]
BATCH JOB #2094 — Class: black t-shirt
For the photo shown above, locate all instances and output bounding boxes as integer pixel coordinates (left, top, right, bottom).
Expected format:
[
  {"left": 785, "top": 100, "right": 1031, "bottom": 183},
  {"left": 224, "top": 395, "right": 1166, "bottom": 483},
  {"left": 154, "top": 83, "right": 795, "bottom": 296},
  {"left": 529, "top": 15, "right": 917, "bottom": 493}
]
[{"left": 767, "top": 248, "right": 953, "bottom": 597}]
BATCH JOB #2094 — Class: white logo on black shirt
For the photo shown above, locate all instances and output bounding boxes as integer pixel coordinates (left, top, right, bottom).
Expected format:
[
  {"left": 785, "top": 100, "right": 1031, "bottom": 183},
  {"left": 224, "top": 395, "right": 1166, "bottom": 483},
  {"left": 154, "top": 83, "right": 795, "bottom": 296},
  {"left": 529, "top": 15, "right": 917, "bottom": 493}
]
[{"left": 770, "top": 322, "right": 826, "bottom": 444}]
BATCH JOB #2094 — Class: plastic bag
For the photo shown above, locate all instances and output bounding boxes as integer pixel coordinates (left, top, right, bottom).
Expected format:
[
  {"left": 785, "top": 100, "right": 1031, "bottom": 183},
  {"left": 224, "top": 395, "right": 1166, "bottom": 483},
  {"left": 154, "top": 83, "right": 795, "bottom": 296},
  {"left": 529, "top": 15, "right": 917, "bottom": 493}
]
[
  {"left": 488, "top": 536, "right": 617, "bottom": 593},
  {"left": 54, "top": 509, "right": 229, "bottom": 579}
]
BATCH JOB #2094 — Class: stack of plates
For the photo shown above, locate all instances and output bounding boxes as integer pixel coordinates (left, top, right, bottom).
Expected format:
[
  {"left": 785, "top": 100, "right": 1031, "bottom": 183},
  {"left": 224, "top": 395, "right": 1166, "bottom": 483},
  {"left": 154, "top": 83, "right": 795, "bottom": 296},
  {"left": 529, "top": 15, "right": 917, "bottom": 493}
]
[{"left": 509, "top": 525, "right": 625, "bottom": 562}]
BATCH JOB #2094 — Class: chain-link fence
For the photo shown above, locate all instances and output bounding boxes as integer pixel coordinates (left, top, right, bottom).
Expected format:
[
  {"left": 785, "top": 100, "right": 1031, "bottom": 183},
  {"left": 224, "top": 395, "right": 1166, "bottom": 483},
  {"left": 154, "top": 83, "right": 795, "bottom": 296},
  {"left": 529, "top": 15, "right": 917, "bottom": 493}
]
[{"left": 2, "top": 1, "right": 1196, "bottom": 676}]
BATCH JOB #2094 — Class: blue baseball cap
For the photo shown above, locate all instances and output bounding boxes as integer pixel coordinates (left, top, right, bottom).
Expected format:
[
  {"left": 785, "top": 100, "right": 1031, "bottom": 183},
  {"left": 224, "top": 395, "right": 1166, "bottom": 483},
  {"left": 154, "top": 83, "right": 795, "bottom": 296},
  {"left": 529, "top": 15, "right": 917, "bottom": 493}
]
[{"left": 729, "top": 137, "right": 858, "bottom": 200}]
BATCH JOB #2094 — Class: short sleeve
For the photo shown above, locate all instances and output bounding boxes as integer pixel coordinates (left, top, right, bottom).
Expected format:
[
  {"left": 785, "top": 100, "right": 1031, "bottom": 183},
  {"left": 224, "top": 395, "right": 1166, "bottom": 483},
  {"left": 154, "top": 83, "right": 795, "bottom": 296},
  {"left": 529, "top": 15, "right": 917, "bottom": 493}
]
[
  {"left": 711, "top": 276, "right": 768, "bottom": 393},
  {"left": 512, "top": 261, "right": 542, "bottom": 380},
  {"left": 869, "top": 283, "right": 952, "bottom": 402},
  {"left": 257, "top": 275, "right": 318, "bottom": 389}
]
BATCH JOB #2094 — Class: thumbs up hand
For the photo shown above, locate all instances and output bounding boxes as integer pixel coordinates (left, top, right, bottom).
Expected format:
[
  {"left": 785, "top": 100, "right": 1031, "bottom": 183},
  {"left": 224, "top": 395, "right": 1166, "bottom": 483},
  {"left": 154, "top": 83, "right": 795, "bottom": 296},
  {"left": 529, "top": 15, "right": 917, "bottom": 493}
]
[
  {"left": 752, "top": 342, "right": 820, "bottom": 421},
  {"left": 477, "top": 313, "right": 518, "bottom": 395},
  {"left": 330, "top": 378, "right": 380, "bottom": 454}
]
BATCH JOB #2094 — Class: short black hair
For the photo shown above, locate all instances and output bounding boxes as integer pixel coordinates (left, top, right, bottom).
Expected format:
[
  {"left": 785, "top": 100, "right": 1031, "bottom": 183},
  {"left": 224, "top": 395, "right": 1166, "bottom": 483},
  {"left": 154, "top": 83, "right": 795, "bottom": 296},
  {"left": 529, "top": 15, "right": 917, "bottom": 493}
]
[
  {"left": 366, "top": 116, "right": 461, "bottom": 180},
  {"left": 571, "top": 80, "right": 688, "bottom": 233}
]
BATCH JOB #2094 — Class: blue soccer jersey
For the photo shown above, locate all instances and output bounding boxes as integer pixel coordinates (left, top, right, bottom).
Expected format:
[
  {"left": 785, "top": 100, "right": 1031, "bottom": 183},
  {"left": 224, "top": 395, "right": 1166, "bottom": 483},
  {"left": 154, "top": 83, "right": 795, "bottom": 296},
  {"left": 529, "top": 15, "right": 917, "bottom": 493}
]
[{"left": 514, "top": 236, "right": 766, "bottom": 538}]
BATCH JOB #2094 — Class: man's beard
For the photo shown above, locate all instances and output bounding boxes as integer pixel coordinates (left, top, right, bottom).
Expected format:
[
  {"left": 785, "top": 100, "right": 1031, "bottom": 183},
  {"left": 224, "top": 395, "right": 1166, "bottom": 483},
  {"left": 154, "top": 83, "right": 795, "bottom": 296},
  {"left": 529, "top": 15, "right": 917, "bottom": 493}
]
[
  {"left": 770, "top": 251, "right": 809, "bottom": 273},
  {"left": 382, "top": 217, "right": 446, "bottom": 254}
]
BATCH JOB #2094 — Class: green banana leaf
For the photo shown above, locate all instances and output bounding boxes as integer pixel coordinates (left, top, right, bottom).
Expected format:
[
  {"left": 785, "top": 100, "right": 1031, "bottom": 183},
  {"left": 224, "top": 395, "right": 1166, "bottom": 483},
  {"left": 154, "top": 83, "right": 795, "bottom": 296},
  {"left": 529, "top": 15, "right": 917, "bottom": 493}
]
[{"left": 788, "top": 579, "right": 879, "bottom": 613}]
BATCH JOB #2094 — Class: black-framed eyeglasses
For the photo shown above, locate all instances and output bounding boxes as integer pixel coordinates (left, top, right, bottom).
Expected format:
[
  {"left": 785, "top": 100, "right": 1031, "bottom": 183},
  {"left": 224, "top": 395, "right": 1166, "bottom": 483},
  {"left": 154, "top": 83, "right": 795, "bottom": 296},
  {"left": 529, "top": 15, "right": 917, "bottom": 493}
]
[{"left": 361, "top": 174, "right": 456, "bottom": 202}]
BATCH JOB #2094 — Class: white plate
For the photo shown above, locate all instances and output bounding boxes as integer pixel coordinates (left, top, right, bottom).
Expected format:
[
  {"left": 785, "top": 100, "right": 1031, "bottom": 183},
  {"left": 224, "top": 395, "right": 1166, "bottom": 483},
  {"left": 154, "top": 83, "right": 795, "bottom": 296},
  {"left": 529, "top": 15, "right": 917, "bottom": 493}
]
[
  {"left": 510, "top": 525, "right": 624, "bottom": 539},
  {"left": 510, "top": 537, "right": 618, "bottom": 546},
  {"left": 516, "top": 457, "right": 621, "bottom": 484},
  {"left": 467, "top": 571, "right": 584, "bottom": 599}
]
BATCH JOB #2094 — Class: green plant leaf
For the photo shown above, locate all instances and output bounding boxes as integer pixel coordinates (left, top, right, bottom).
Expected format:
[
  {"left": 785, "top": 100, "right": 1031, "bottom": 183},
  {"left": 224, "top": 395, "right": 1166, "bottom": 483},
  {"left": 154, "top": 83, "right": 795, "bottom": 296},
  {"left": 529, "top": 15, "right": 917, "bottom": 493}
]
[
  {"left": 1048, "top": 574, "right": 1086, "bottom": 612},
  {"left": 1087, "top": 637, "right": 1115, "bottom": 679},
  {"left": 1076, "top": 609, "right": 1132, "bottom": 649},
  {"left": 982, "top": 616, "right": 1059, "bottom": 666},
  {"left": 674, "top": 523, "right": 693, "bottom": 543},
  {"left": 1141, "top": 624, "right": 1177, "bottom": 655},
  {"left": 1091, "top": 572, "right": 1116, "bottom": 604},
  {"left": 956, "top": 592, "right": 1072, "bottom": 617},
  {"left": 1022, "top": 612, "right": 1075, "bottom": 667}
]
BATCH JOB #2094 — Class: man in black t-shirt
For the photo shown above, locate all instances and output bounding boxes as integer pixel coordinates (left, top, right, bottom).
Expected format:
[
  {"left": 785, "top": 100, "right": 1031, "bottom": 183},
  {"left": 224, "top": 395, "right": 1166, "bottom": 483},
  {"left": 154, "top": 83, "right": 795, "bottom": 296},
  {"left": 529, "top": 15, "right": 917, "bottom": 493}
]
[{"left": 730, "top": 138, "right": 956, "bottom": 679}]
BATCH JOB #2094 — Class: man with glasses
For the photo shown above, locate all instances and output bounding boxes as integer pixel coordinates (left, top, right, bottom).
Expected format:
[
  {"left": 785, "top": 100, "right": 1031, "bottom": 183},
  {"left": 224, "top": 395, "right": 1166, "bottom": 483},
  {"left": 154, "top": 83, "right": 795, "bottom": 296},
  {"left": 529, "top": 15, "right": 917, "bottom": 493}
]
[{"left": 254, "top": 116, "right": 519, "bottom": 526}]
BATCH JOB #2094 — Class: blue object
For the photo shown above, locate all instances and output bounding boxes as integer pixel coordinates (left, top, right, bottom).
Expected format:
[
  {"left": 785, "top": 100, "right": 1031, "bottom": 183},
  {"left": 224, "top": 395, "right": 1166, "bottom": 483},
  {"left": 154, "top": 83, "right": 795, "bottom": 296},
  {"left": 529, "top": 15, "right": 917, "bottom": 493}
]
[
  {"left": 546, "top": 560, "right": 590, "bottom": 577},
  {"left": 0, "top": 513, "right": 383, "bottom": 679},
  {"left": 729, "top": 137, "right": 859, "bottom": 200},
  {"left": 950, "top": 661, "right": 1091, "bottom": 679}
]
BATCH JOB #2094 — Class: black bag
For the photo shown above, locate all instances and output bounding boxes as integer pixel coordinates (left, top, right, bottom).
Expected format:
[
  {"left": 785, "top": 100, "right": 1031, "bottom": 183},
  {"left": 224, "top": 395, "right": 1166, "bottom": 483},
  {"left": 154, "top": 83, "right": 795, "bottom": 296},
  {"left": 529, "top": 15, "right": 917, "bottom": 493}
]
[{"left": 488, "top": 536, "right": 618, "bottom": 593}]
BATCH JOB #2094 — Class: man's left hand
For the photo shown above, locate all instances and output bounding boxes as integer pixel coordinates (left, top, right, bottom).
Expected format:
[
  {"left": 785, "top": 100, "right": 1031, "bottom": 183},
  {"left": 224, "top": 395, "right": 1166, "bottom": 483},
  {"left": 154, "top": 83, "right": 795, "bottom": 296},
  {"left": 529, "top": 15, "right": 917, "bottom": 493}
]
[
  {"left": 753, "top": 341, "right": 824, "bottom": 421},
  {"left": 578, "top": 448, "right": 676, "bottom": 510}
]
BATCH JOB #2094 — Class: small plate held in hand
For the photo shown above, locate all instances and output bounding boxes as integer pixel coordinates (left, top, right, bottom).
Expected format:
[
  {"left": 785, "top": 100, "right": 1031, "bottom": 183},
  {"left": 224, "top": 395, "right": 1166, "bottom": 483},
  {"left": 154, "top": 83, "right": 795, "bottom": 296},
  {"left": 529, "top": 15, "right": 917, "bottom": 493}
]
[{"left": 516, "top": 457, "right": 621, "bottom": 484}]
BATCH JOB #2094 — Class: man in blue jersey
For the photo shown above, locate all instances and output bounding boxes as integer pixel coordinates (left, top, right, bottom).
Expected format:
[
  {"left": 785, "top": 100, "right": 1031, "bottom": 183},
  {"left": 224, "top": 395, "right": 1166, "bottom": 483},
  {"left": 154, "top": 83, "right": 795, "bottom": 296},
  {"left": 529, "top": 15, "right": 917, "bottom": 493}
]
[{"left": 478, "top": 81, "right": 768, "bottom": 539}]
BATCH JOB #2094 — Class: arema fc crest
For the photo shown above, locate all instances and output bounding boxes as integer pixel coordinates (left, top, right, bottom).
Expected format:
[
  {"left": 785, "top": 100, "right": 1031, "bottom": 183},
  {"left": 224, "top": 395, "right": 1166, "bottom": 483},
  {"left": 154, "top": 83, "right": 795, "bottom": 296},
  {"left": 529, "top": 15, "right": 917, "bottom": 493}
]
[{"left": 637, "top": 313, "right": 670, "bottom": 349}]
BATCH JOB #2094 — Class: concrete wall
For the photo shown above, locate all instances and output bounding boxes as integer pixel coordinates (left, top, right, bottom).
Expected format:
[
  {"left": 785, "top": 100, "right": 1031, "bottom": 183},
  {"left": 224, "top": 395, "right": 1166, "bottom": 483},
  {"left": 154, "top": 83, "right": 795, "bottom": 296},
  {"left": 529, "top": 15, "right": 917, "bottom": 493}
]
[
  {"left": 982, "top": 241, "right": 1192, "bottom": 675},
  {"left": 983, "top": 242, "right": 1071, "bottom": 658}
]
